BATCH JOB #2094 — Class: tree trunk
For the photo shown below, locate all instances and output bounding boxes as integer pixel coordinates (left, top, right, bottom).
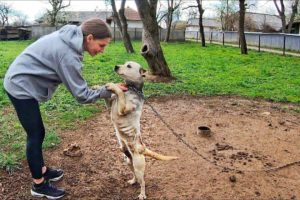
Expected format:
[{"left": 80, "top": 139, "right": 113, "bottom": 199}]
[
  {"left": 239, "top": 0, "right": 247, "bottom": 54},
  {"left": 274, "top": 0, "right": 287, "bottom": 33},
  {"left": 287, "top": 0, "right": 299, "bottom": 33},
  {"left": 165, "top": 8, "right": 173, "bottom": 42},
  {"left": 119, "top": 1, "right": 134, "bottom": 53},
  {"left": 111, "top": 0, "right": 123, "bottom": 33},
  {"left": 110, "top": 0, "right": 134, "bottom": 53},
  {"left": 165, "top": 0, "right": 174, "bottom": 42},
  {"left": 135, "top": 0, "right": 172, "bottom": 77},
  {"left": 196, "top": 0, "right": 205, "bottom": 47}
]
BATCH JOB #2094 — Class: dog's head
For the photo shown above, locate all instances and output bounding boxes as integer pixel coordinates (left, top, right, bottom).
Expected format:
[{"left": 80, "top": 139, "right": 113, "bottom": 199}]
[{"left": 114, "top": 61, "right": 146, "bottom": 86}]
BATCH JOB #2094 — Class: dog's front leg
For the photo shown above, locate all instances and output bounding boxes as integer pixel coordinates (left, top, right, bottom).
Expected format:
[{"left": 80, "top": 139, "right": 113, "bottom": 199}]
[{"left": 106, "top": 83, "right": 128, "bottom": 116}]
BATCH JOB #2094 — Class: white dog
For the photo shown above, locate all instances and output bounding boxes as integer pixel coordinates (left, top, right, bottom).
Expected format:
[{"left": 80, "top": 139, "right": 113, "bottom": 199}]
[{"left": 106, "top": 61, "right": 178, "bottom": 200}]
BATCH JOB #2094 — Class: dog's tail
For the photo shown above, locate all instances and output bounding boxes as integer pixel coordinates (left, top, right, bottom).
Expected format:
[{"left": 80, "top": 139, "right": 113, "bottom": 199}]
[{"left": 143, "top": 148, "right": 178, "bottom": 161}]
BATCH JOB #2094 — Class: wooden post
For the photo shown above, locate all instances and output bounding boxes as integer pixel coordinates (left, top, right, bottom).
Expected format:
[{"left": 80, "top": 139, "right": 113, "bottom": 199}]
[
  {"left": 222, "top": 32, "right": 225, "bottom": 45},
  {"left": 196, "top": 31, "right": 199, "bottom": 42},
  {"left": 134, "top": 28, "right": 137, "bottom": 40},
  {"left": 283, "top": 34, "right": 286, "bottom": 56},
  {"left": 210, "top": 31, "right": 212, "bottom": 44}
]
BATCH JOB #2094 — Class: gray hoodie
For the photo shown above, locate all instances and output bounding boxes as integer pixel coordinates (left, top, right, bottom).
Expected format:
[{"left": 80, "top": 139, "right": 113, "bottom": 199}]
[{"left": 4, "top": 25, "right": 111, "bottom": 103}]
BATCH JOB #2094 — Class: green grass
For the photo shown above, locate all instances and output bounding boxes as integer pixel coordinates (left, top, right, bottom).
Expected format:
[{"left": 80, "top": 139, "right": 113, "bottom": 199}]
[{"left": 0, "top": 40, "right": 300, "bottom": 170}]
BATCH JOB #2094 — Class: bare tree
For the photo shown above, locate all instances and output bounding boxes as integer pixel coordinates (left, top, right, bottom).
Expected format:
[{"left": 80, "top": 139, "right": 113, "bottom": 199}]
[
  {"left": 12, "top": 11, "right": 29, "bottom": 26},
  {"left": 165, "top": 0, "right": 182, "bottom": 42},
  {"left": 214, "top": 0, "right": 239, "bottom": 31},
  {"left": 274, "top": 0, "right": 299, "bottom": 33},
  {"left": 196, "top": 0, "right": 205, "bottom": 47},
  {"left": 134, "top": 0, "right": 172, "bottom": 78},
  {"left": 47, "top": 0, "right": 70, "bottom": 26},
  {"left": 239, "top": 0, "right": 247, "bottom": 54},
  {"left": 110, "top": 0, "right": 134, "bottom": 53},
  {"left": 0, "top": 2, "right": 13, "bottom": 26}
]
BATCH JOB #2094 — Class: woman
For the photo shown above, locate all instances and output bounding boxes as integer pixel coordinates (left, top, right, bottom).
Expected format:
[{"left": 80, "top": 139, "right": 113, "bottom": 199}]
[{"left": 3, "top": 18, "right": 126, "bottom": 199}]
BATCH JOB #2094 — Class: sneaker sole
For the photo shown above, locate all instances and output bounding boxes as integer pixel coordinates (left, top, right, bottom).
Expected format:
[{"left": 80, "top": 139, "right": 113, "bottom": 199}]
[
  {"left": 49, "top": 174, "right": 64, "bottom": 182},
  {"left": 31, "top": 190, "right": 64, "bottom": 200}
]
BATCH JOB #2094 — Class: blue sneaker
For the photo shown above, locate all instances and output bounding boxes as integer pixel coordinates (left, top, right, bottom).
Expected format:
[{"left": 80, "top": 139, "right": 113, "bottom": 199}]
[
  {"left": 31, "top": 180, "right": 65, "bottom": 199},
  {"left": 43, "top": 167, "right": 64, "bottom": 182}
]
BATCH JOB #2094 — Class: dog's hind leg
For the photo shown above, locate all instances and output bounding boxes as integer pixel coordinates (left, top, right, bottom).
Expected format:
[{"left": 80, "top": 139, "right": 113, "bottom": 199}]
[
  {"left": 125, "top": 156, "right": 137, "bottom": 185},
  {"left": 117, "top": 137, "right": 137, "bottom": 185},
  {"left": 132, "top": 152, "right": 146, "bottom": 200}
]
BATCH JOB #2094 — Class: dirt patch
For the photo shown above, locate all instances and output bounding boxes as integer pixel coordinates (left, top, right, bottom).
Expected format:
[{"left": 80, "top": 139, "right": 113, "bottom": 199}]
[{"left": 1, "top": 95, "right": 300, "bottom": 200}]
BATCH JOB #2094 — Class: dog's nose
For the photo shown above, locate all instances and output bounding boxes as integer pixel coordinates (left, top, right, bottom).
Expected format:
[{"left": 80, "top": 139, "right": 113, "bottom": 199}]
[{"left": 114, "top": 65, "right": 119, "bottom": 72}]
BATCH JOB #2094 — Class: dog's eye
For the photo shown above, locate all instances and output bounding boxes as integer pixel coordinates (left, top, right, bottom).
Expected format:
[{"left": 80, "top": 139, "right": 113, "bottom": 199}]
[{"left": 127, "top": 65, "right": 132, "bottom": 68}]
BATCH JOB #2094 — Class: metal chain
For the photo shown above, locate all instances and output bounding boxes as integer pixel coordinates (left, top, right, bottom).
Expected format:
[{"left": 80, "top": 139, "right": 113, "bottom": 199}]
[{"left": 145, "top": 100, "right": 300, "bottom": 173}]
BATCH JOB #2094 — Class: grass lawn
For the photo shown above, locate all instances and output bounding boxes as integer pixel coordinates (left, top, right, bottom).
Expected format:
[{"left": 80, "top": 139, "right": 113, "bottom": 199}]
[{"left": 0, "top": 40, "right": 299, "bottom": 170}]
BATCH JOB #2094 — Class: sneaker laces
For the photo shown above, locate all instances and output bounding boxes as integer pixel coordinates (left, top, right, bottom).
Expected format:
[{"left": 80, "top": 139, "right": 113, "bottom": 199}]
[{"left": 45, "top": 180, "right": 58, "bottom": 191}]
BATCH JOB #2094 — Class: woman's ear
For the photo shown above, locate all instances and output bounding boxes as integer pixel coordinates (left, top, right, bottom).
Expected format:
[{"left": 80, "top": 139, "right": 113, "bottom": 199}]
[{"left": 86, "top": 34, "right": 94, "bottom": 42}]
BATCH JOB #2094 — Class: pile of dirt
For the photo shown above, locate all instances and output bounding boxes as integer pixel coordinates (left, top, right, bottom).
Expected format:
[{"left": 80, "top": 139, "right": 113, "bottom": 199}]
[{"left": 1, "top": 95, "right": 299, "bottom": 200}]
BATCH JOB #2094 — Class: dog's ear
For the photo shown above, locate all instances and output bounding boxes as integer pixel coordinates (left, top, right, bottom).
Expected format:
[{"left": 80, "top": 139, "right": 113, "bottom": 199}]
[{"left": 139, "top": 68, "right": 147, "bottom": 77}]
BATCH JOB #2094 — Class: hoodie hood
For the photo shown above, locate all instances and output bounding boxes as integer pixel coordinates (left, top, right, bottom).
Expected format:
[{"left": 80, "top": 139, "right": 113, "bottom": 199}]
[{"left": 59, "top": 25, "right": 84, "bottom": 54}]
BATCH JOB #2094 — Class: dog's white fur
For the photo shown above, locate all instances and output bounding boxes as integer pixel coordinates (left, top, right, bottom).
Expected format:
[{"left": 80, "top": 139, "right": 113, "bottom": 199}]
[{"left": 106, "top": 61, "right": 177, "bottom": 200}]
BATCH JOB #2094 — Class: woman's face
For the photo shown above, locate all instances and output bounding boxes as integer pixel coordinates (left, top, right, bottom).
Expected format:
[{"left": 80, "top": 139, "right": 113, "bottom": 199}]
[{"left": 84, "top": 35, "right": 111, "bottom": 57}]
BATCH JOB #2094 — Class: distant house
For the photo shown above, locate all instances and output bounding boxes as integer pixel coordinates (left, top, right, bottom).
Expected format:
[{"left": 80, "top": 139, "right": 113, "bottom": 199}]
[
  {"left": 110, "top": 7, "right": 143, "bottom": 29},
  {"left": 171, "top": 20, "right": 187, "bottom": 30},
  {"left": 288, "top": 20, "right": 300, "bottom": 34},
  {"left": 36, "top": 11, "right": 112, "bottom": 25},
  {"left": 244, "top": 12, "right": 281, "bottom": 32},
  {"left": 63, "top": 11, "right": 112, "bottom": 25},
  {"left": 186, "top": 18, "right": 221, "bottom": 32}
]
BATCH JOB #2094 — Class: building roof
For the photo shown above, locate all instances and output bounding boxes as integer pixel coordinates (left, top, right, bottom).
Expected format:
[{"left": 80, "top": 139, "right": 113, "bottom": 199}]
[
  {"left": 187, "top": 18, "right": 221, "bottom": 28},
  {"left": 171, "top": 20, "right": 187, "bottom": 30},
  {"left": 64, "top": 11, "right": 112, "bottom": 23},
  {"left": 124, "top": 7, "right": 140, "bottom": 21}
]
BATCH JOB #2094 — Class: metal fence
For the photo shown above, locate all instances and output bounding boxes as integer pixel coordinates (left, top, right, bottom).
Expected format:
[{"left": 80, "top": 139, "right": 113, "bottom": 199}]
[
  {"left": 32, "top": 25, "right": 186, "bottom": 42},
  {"left": 186, "top": 30, "right": 300, "bottom": 53}
]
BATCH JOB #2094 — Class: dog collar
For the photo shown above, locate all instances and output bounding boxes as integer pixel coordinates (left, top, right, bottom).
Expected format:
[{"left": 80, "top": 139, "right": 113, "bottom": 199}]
[{"left": 127, "top": 85, "right": 144, "bottom": 99}]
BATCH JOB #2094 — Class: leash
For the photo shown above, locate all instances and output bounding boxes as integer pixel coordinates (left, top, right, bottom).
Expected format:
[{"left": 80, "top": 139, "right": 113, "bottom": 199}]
[{"left": 145, "top": 100, "right": 300, "bottom": 173}]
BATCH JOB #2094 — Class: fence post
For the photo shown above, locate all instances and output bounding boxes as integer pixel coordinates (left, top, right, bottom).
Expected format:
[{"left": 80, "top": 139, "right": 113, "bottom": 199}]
[
  {"left": 258, "top": 34, "right": 261, "bottom": 52},
  {"left": 134, "top": 28, "right": 137, "bottom": 40},
  {"left": 283, "top": 34, "right": 286, "bottom": 56},
  {"left": 222, "top": 32, "right": 225, "bottom": 45},
  {"left": 113, "top": 22, "right": 116, "bottom": 43},
  {"left": 196, "top": 31, "right": 199, "bottom": 42},
  {"left": 210, "top": 32, "right": 212, "bottom": 44}
]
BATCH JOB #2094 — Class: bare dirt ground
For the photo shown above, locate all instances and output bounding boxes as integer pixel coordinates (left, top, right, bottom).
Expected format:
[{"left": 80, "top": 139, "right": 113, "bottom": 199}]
[{"left": 1, "top": 95, "right": 300, "bottom": 200}]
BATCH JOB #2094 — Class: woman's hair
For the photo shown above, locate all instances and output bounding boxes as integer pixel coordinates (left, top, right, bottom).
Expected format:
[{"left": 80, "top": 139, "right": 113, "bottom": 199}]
[{"left": 81, "top": 18, "right": 112, "bottom": 39}]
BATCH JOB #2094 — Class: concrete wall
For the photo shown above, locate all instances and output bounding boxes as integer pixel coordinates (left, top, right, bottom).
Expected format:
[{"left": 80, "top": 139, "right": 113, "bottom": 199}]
[
  {"left": 111, "top": 21, "right": 143, "bottom": 29},
  {"left": 31, "top": 26, "right": 59, "bottom": 39}
]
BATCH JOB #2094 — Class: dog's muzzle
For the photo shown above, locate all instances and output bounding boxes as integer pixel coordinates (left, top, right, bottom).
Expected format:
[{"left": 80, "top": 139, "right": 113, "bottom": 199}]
[{"left": 114, "top": 65, "right": 120, "bottom": 72}]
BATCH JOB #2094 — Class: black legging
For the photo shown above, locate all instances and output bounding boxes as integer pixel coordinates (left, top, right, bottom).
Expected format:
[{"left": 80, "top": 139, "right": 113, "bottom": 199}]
[{"left": 6, "top": 92, "right": 45, "bottom": 179}]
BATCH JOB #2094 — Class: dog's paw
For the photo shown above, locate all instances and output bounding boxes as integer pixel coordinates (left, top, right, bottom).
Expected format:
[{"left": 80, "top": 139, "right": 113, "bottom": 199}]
[
  {"left": 127, "top": 178, "right": 137, "bottom": 185},
  {"left": 105, "top": 83, "right": 117, "bottom": 91},
  {"left": 138, "top": 193, "right": 147, "bottom": 200}
]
